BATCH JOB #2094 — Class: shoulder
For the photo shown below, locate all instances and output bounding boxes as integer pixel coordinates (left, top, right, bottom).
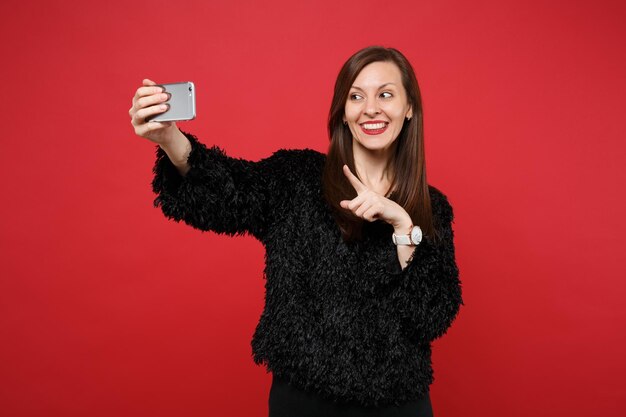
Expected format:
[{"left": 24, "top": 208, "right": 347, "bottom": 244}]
[
  {"left": 254, "top": 149, "right": 326, "bottom": 197},
  {"left": 269, "top": 148, "right": 326, "bottom": 164},
  {"left": 428, "top": 184, "right": 455, "bottom": 225},
  {"left": 264, "top": 148, "right": 326, "bottom": 175},
  {"left": 183, "top": 129, "right": 326, "bottom": 169}
]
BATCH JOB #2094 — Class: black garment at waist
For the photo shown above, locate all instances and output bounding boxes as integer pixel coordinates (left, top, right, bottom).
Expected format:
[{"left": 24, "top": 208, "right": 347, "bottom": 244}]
[{"left": 268, "top": 374, "right": 434, "bottom": 417}]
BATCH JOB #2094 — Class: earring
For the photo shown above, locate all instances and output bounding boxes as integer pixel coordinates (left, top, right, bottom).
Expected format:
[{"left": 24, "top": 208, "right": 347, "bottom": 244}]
[{"left": 343, "top": 120, "right": 348, "bottom": 125}]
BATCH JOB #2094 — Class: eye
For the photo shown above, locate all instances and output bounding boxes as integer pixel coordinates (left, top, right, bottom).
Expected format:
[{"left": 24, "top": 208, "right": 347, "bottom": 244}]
[
  {"left": 380, "top": 92, "right": 393, "bottom": 98},
  {"left": 349, "top": 93, "right": 362, "bottom": 100}
]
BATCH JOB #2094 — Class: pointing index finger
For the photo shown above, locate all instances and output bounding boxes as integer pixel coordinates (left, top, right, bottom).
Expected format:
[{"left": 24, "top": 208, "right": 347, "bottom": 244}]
[{"left": 343, "top": 165, "right": 367, "bottom": 194}]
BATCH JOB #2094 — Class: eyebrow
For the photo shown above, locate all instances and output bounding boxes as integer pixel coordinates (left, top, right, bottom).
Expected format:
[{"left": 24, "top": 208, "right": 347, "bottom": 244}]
[{"left": 350, "top": 82, "right": 397, "bottom": 91}]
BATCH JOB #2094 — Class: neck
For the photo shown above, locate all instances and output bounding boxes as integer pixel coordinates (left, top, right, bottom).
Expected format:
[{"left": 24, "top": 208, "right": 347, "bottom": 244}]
[{"left": 352, "top": 141, "right": 396, "bottom": 195}]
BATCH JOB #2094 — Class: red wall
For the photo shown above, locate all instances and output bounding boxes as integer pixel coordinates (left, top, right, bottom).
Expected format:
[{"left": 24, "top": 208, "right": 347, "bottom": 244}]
[{"left": 1, "top": 0, "right": 624, "bottom": 416}]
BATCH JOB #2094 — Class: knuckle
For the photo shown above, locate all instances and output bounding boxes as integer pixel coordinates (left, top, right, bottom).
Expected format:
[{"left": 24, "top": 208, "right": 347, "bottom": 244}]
[{"left": 136, "top": 110, "right": 149, "bottom": 124}]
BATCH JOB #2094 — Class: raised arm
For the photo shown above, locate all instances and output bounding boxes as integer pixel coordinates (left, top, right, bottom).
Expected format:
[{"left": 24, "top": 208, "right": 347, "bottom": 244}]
[
  {"left": 129, "top": 78, "right": 193, "bottom": 174},
  {"left": 130, "top": 78, "right": 284, "bottom": 241},
  {"left": 151, "top": 130, "right": 284, "bottom": 240}
]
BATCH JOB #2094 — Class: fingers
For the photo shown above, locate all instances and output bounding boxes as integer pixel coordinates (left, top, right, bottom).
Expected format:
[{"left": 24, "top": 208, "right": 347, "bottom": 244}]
[
  {"left": 340, "top": 198, "right": 382, "bottom": 222},
  {"left": 132, "top": 87, "right": 165, "bottom": 109},
  {"left": 354, "top": 200, "right": 373, "bottom": 218},
  {"left": 128, "top": 78, "right": 175, "bottom": 140},
  {"left": 129, "top": 78, "right": 170, "bottom": 126},
  {"left": 340, "top": 193, "right": 366, "bottom": 211},
  {"left": 135, "top": 85, "right": 164, "bottom": 99},
  {"left": 128, "top": 79, "right": 179, "bottom": 143},
  {"left": 132, "top": 103, "right": 169, "bottom": 126},
  {"left": 339, "top": 192, "right": 385, "bottom": 221},
  {"left": 131, "top": 78, "right": 165, "bottom": 110},
  {"left": 342, "top": 165, "right": 367, "bottom": 193},
  {"left": 135, "top": 93, "right": 170, "bottom": 114},
  {"left": 355, "top": 199, "right": 383, "bottom": 220},
  {"left": 338, "top": 167, "right": 400, "bottom": 224},
  {"left": 361, "top": 206, "right": 381, "bottom": 221},
  {"left": 135, "top": 120, "right": 173, "bottom": 137}
]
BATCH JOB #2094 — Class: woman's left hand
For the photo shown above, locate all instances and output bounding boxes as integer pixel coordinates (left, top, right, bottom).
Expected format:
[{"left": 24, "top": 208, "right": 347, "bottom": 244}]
[{"left": 339, "top": 164, "right": 413, "bottom": 231}]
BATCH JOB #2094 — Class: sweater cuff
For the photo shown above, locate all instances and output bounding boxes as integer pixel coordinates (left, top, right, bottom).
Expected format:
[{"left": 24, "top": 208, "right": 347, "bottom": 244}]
[
  {"left": 151, "top": 130, "right": 273, "bottom": 239},
  {"left": 383, "top": 237, "right": 433, "bottom": 278},
  {"left": 152, "top": 130, "right": 224, "bottom": 218},
  {"left": 152, "top": 130, "right": 203, "bottom": 195}
]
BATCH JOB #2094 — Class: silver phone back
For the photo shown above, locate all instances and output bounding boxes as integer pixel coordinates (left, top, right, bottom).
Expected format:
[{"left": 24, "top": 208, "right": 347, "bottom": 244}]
[{"left": 149, "top": 81, "right": 196, "bottom": 122}]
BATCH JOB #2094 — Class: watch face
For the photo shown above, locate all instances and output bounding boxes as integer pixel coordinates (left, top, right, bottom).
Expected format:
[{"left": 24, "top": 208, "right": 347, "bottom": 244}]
[{"left": 411, "top": 226, "right": 423, "bottom": 244}]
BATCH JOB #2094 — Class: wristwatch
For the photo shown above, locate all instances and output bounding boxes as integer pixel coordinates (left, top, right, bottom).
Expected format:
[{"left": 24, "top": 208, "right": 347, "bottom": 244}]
[{"left": 392, "top": 225, "right": 422, "bottom": 246}]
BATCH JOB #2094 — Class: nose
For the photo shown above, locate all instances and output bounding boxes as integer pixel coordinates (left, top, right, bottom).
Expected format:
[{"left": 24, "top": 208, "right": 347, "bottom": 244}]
[{"left": 364, "top": 96, "right": 381, "bottom": 116}]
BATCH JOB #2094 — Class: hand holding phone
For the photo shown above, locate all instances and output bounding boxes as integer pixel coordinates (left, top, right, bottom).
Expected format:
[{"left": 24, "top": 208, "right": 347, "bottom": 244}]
[{"left": 146, "top": 81, "right": 196, "bottom": 122}]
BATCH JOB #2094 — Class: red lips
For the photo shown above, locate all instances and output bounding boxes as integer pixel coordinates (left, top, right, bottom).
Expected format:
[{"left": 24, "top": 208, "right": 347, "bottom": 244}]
[{"left": 360, "top": 122, "right": 388, "bottom": 135}]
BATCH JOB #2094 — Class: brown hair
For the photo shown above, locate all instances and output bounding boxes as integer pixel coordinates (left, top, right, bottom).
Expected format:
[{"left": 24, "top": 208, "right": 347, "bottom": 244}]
[{"left": 322, "top": 45, "right": 435, "bottom": 242}]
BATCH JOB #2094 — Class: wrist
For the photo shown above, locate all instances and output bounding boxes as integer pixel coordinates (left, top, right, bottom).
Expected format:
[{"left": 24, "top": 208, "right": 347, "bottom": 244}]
[
  {"left": 157, "top": 126, "right": 184, "bottom": 148},
  {"left": 393, "top": 217, "right": 413, "bottom": 234},
  {"left": 392, "top": 222, "right": 423, "bottom": 246}
]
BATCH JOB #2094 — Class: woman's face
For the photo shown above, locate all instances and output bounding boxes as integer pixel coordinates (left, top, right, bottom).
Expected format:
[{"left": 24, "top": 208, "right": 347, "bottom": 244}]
[{"left": 344, "top": 61, "right": 413, "bottom": 155}]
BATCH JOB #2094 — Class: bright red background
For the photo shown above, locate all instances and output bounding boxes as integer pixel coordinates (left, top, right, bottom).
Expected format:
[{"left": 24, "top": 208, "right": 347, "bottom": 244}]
[{"left": 1, "top": 0, "right": 624, "bottom": 416}]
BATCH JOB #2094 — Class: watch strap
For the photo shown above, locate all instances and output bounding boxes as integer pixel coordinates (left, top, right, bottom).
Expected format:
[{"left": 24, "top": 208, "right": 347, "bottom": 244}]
[
  {"left": 392, "top": 233, "right": 413, "bottom": 245},
  {"left": 393, "top": 224, "right": 415, "bottom": 245}
]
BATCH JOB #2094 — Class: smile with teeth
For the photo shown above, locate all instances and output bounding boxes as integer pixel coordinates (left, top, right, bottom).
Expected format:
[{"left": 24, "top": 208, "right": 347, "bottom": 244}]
[
  {"left": 359, "top": 121, "right": 389, "bottom": 135},
  {"left": 361, "top": 122, "right": 388, "bottom": 130}
]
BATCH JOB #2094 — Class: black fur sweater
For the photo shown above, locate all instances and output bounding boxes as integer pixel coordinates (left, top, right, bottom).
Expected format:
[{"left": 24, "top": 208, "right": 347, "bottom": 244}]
[{"left": 151, "top": 131, "right": 463, "bottom": 407}]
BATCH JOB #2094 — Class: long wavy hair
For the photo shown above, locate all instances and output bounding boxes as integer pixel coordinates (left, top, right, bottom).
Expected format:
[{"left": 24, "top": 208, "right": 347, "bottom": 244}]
[{"left": 323, "top": 45, "right": 435, "bottom": 242}]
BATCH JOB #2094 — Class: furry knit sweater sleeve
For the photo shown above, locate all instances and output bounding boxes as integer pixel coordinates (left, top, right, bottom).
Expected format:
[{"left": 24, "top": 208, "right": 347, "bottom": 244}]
[
  {"left": 151, "top": 131, "right": 464, "bottom": 407},
  {"left": 151, "top": 131, "right": 289, "bottom": 241}
]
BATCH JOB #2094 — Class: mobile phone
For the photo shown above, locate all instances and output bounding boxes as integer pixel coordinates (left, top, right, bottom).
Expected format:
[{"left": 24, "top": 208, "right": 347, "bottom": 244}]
[{"left": 147, "top": 81, "right": 196, "bottom": 122}]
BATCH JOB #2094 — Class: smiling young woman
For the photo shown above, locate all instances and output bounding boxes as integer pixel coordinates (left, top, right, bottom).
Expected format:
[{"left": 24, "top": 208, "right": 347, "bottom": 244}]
[
  {"left": 130, "top": 45, "right": 462, "bottom": 417},
  {"left": 324, "top": 47, "right": 434, "bottom": 244},
  {"left": 344, "top": 62, "right": 413, "bottom": 158}
]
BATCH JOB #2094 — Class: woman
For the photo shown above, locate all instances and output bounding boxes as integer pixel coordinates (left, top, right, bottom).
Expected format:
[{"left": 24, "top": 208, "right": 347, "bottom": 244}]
[{"left": 129, "top": 45, "right": 463, "bottom": 417}]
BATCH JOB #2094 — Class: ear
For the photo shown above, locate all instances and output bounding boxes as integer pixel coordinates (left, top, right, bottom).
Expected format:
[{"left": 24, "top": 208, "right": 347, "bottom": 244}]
[{"left": 406, "top": 107, "right": 413, "bottom": 120}]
